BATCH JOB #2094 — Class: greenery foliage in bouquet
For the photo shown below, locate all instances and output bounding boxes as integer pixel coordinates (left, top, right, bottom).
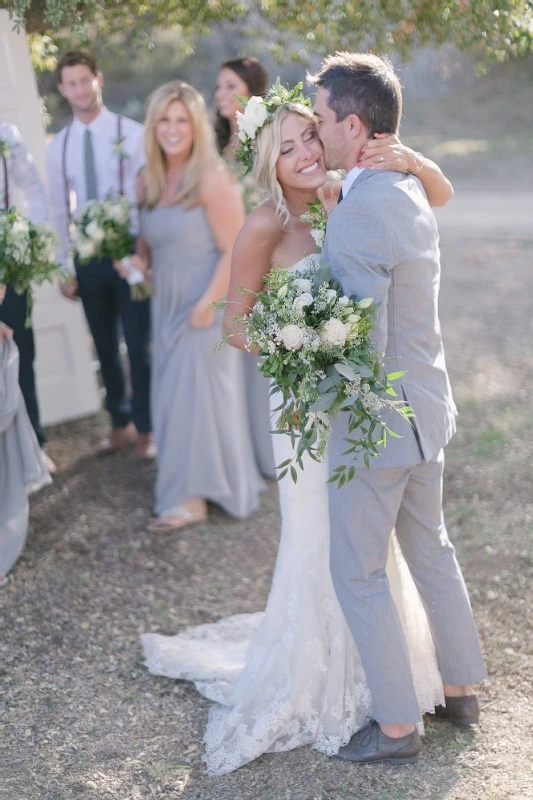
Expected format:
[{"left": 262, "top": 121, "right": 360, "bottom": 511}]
[
  {"left": 0, "top": 208, "right": 62, "bottom": 326},
  {"left": 72, "top": 197, "right": 152, "bottom": 300},
  {"left": 300, "top": 198, "right": 328, "bottom": 250},
  {"left": 225, "top": 259, "right": 412, "bottom": 486}
]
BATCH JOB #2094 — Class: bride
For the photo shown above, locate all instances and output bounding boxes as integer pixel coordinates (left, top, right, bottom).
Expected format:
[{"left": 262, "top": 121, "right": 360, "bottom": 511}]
[{"left": 141, "top": 89, "right": 455, "bottom": 775}]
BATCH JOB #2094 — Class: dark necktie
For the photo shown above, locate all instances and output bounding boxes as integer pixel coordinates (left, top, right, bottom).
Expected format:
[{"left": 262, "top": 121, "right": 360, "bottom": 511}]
[
  {"left": 84, "top": 128, "right": 98, "bottom": 200},
  {"left": 338, "top": 187, "right": 343, "bottom": 204}
]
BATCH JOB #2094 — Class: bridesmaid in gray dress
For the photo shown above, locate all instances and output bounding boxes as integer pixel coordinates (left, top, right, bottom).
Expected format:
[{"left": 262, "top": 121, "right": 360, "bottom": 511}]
[
  {"left": 214, "top": 58, "right": 276, "bottom": 479},
  {"left": 127, "top": 81, "right": 264, "bottom": 532}
]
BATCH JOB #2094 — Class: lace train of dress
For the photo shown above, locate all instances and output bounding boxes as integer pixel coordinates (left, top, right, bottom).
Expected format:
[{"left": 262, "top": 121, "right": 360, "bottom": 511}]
[{"left": 141, "top": 259, "right": 444, "bottom": 775}]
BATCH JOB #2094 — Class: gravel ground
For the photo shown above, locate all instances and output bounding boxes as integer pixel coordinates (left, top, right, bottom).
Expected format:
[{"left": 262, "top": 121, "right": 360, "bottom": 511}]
[{"left": 1, "top": 233, "right": 532, "bottom": 800}]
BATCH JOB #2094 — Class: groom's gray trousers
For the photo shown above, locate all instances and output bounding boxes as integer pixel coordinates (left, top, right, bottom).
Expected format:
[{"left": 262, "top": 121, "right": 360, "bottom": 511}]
[{"left": 328, "top": 447, "right": 487, "bottom": 724}]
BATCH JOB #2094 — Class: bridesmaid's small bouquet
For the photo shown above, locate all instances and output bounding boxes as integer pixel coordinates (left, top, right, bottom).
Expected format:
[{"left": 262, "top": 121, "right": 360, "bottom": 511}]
[
  {"left": 224, "top": 259, "right": 411, "bottom": 486},
  {"left": 72, "top": 197, "right": 152, "bottom": 300},
  {"left": 0, "top": 208, "right": 62, "bottom": 326}
]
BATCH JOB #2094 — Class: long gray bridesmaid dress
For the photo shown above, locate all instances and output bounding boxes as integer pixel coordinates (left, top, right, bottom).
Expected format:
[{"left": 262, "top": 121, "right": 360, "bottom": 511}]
[{"left": 140, "top": 203, "right": 265, "bottom": 519}]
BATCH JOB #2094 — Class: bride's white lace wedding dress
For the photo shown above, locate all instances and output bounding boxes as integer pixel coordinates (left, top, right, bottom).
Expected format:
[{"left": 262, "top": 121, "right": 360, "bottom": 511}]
[{"left": 141, "top": 257, "right": 444, "bottom": 775}]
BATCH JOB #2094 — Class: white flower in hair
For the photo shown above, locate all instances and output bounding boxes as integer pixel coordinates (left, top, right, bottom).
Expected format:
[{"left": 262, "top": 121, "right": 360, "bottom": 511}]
[
  {"left": 235, "top": 79, "right": 313, "bottom": 174},
  {"left": 236, "top": 97, "right": 268, "bottom": 142},
  {"left": 244, "top": 96, "right": 269, "bottom": 127}
]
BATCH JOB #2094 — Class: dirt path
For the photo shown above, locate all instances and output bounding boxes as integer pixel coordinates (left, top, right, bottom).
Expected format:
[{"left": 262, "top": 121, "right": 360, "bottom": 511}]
[
  {"left": 434, "top": 192, "right": 533, "bottom": 236},
  {"left": 1, "top": 222, "right": 532, "bottom": 799}
]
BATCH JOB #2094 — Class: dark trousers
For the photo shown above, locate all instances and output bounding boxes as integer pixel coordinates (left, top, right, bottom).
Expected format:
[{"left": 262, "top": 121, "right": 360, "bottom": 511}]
[
  {"left": 75, "top": 258, "right": 151, "bottom": 433},
  {"left": 0, "top": 286, "right": 46, "bottom": 446}
]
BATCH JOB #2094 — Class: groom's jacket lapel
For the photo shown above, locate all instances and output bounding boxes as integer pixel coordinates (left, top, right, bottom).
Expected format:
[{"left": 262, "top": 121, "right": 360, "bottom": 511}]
[{"left": 344, "top": 167, "right": 395, "bottom": 200}]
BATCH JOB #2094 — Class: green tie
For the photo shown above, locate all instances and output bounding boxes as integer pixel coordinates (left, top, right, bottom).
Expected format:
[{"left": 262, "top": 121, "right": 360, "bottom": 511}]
[{"left": 84, "top": 128, "right": 98, "bottom": 200}]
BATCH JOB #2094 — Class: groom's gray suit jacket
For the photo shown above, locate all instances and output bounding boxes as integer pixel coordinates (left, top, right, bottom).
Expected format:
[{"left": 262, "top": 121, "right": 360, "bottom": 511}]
[
  {"left": 323, "top": 169, "right": 486, "bottom": 724},
  {"left": 322, "top": 168, "right": 457, "bottom": 467}
]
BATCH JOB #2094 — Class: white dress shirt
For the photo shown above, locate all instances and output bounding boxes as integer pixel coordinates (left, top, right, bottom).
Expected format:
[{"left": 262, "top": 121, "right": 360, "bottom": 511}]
[
  {"left": 0, "top": 123, "right": 47, "bottom": 224},
  {"left": 46, "top": 107, "right": 145, "bottom": 269},
  {"left": 341, "top": 165, "right": 364, "bottom": 200}
]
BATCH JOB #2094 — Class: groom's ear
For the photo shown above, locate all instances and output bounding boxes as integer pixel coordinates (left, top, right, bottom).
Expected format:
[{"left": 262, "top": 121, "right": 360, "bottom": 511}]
[{"left": 344, "top": 114, "right": 365, "bottom": 140}]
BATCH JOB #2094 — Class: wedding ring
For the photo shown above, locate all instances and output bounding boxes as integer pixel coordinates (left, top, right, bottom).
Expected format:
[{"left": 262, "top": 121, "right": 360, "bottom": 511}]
[{"left": 378, "top": 155, "right": 385, "bottom": 162}]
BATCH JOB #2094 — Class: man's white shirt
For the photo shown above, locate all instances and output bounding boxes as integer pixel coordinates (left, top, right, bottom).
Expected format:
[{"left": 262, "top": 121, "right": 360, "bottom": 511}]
[
  {"left": 46, "top": 107, "right": 145, "bottom": 270},
  {"left": 0, "top": 123, "right": 47, "bottom": 224},
  {"left": 341, "top": 165, "right": 363, "bottom": 200}
]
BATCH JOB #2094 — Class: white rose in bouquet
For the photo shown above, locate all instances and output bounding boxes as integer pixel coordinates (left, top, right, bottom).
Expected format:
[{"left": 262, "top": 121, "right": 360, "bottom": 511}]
[
  {"left": 12, "top": 219, "right": 29, "bottom": 236},
  {"left": 76, "top": 238, "right": 97, "bottom": 260},
  {"left": 108, "top": 202, "right": 130, "bottom": 224},
  {"left": 280, "top": 324, "right": 305, "bottom": 351},
  {"left": 310, "top": 228, "right": 325, "bottom": 248},
  {"left": 293, "top": 292, "right": 314, "bottom": 314},
  {"left": 85, "top": 220, "right": 105, "bottom": 243},
  {"left": 325, "top": 288, "right": 338, "bottom": 303},
  {"left": 338, "top": 295, "right": 350, "bottom": 307},
  {"left": 86, "top": 202, "right": 100, "bottom": 219},
  {"left": 320, "top": 318, "right": 347, "bottom": 347},
  {"left": 294, "top": 278, "right": 313, "bottom": 293}
]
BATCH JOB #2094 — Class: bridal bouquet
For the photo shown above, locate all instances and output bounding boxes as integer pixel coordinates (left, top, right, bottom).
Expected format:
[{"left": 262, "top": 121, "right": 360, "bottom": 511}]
[
  {"left": 0, "top": 209, "right": 62, "bottom": 326},
  {"left": 230, "top": 260, "right": 411, "bottom": 486},
  {"left": 72, "top": 197, "right": 152, "bottom": 300}
]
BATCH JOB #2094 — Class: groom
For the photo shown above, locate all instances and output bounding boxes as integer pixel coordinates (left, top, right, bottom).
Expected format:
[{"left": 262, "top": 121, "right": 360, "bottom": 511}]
[{"left": 310, "top": 53, "right": 486, "bottom": 763}]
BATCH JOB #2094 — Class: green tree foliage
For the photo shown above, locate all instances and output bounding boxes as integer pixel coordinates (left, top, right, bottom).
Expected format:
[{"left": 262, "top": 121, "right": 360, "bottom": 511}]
[{"left": 3, "top": 0, "right": 532, "bottom": 62}]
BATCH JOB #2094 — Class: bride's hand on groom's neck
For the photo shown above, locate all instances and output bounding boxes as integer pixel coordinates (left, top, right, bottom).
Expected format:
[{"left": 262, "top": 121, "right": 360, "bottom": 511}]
[{"left": 358, "top": 133, "right": 411, "bottom": 172}]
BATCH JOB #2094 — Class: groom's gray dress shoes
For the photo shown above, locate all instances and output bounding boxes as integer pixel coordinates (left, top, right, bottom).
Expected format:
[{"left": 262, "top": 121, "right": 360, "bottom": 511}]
[
  {"left": 336, "top": 720, "right": 421, "bottom": 765},
  {"left": 435, "top": 694, "right": 480, "bottom": 726}
]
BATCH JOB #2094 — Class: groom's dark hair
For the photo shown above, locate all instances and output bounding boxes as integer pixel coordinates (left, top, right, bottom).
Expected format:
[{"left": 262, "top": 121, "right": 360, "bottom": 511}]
[
  {"left": 307, "top": 52, "right": 402, "bottom": 136},
  {"left": 56, "top": 50, "right": 99, "bottom": 83}
]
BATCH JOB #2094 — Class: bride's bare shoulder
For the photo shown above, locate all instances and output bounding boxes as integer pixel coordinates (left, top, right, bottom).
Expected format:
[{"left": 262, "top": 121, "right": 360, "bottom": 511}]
[{"left": 240, "top": 202, "right": 284, "bottom": 246}]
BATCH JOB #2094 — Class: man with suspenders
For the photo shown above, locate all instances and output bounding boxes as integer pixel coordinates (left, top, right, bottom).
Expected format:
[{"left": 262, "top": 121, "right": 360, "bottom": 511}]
[
  {"left": 0, "top": 122, "right": 56, "bottom": 473},
  {"left": 46, "top": 51, "right": 153, "bottom": 458}
]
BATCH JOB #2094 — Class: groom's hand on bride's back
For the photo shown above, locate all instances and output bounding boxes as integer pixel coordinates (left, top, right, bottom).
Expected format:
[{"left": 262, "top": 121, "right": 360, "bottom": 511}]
[{"left": 359, "top": 133, "right": 417, "bottom": 174}]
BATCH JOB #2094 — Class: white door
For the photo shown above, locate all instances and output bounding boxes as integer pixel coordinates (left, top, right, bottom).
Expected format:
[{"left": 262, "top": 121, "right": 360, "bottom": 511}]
[{"left": 0, "top": 11, "right": 101, "bottom": 425}]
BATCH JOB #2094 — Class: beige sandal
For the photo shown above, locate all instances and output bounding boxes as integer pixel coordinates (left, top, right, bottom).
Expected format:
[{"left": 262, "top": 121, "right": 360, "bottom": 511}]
[{"left": 147, "top": 505, "right": 207, "bottom": 533}]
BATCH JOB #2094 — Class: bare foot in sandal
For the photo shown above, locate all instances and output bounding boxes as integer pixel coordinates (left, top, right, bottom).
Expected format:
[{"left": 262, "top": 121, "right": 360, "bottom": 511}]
[{"left": 147, "top": 498, "right": 207, "bottom": 532}]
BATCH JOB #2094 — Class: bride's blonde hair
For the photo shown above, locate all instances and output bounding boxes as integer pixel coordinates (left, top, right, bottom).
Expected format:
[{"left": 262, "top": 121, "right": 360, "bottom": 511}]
[
  {"left": 143, "top": 80, "right": 220, "bottom": 209},
  {"left": 252, "top": 103, "right": 317, "bottom": 227}
]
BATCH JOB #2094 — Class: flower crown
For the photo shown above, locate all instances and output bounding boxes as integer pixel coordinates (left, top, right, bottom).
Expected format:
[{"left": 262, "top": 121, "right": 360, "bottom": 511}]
[{"left": 235, "top": 79, "right": 312, "bottom": 174}]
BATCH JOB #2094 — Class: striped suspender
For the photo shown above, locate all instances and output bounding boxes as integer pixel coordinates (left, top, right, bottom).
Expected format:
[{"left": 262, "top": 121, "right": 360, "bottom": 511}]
[
  {"left": 62, "top": 123, "right": 72, "bottom": 222},
  {"left": 117, "top": 115, "right": 124, "bottom": 196},
  {"left": 2, "top": 155, "right": 8, "bottom": 210}
]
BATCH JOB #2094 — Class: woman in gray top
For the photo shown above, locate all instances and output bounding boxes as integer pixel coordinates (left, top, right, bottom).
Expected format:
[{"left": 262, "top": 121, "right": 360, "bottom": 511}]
[{"left": 125, "top": 81, "right": 264, "bottom": 532}]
